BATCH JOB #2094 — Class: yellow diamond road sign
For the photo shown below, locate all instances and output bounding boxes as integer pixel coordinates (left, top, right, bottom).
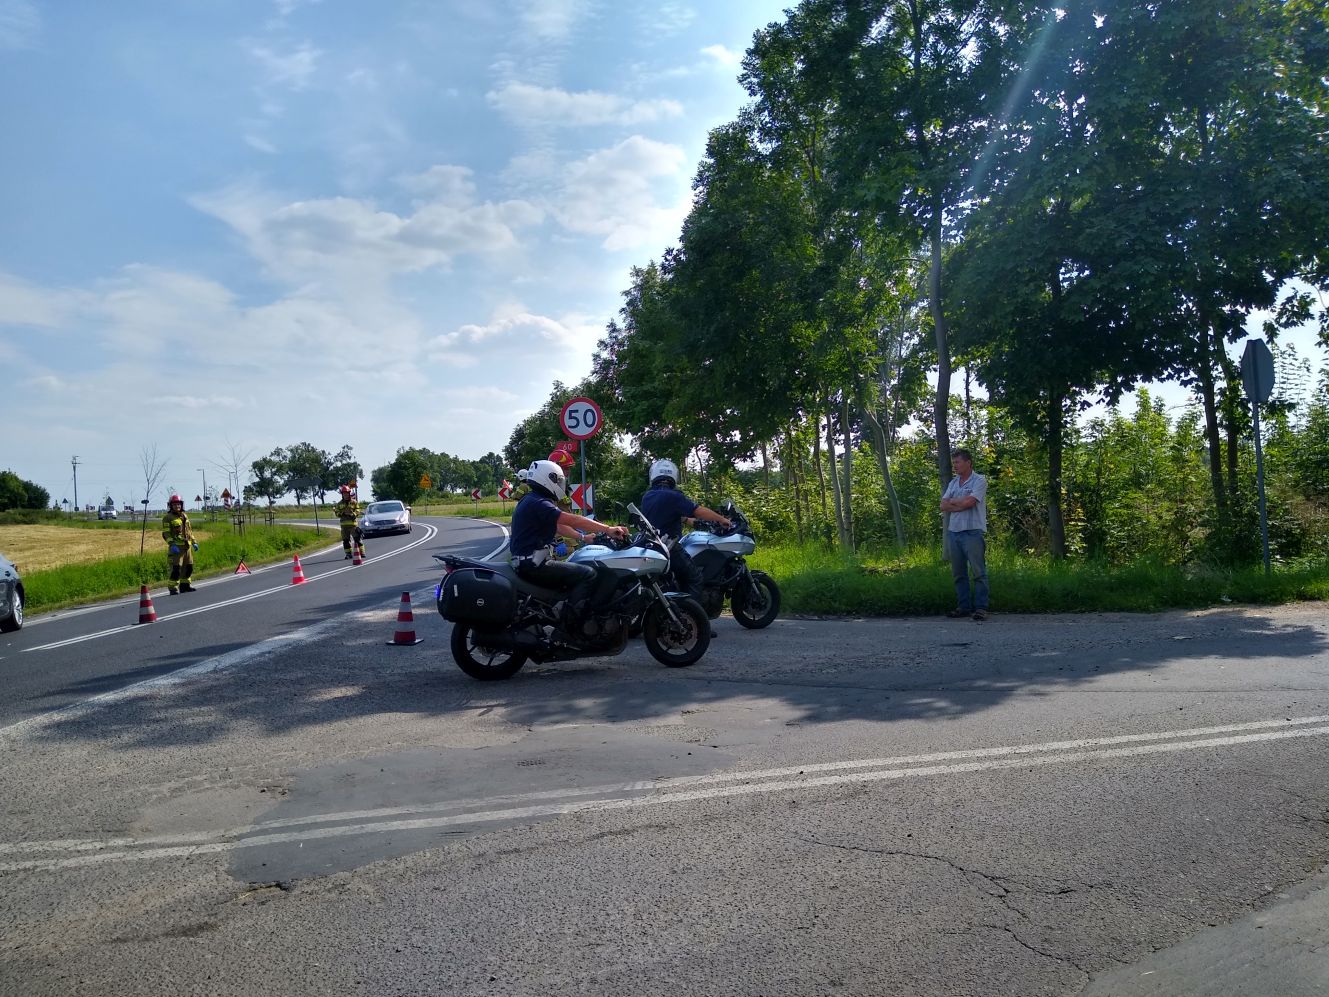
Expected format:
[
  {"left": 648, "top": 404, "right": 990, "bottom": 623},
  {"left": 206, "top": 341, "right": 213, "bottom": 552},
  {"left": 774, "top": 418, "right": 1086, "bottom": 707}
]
[{"left": 419, "top": 473, "right": 432, "bottom": 489}]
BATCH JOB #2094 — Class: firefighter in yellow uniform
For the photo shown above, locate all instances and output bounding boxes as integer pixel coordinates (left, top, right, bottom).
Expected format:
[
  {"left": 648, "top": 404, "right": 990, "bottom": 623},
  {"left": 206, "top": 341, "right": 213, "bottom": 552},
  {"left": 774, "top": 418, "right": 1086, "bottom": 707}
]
[
  {"left": 161, "top": 494, "right": 197, "bottom": 594},
  {"left": 334, "top": 485, "right": 361, "bottom": 559}
]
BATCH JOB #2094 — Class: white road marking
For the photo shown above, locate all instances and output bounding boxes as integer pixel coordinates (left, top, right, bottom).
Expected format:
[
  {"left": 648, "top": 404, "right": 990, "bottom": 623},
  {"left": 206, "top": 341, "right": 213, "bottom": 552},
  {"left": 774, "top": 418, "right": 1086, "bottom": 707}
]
[
  {"left": 0, "top": 608, "right": 390, "bottom": 743},
  {"left": 4, "top": 716, "right": 1327, "bottom": 873},
  {"left": 24, "top": 525, "right": 440, "bottom": 652}
]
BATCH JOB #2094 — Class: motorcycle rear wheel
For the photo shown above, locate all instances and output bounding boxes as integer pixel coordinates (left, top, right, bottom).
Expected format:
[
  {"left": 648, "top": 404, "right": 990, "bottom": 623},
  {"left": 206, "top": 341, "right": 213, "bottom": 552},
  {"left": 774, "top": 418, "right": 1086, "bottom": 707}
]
[
  {"left": 732, "top": 571, "right": 780, "bottom": 629},
  {"left": 450, "top": 623, "right": 528, "bottom": 681},
  {"left": 642, "top": 598, "right": 710, "bottom": 667}
]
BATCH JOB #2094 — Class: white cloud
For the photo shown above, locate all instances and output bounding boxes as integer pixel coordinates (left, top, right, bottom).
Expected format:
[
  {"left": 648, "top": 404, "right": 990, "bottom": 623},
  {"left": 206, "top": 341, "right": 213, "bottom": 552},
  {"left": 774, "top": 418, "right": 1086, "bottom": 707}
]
[
  {"left": 345, "top": 67, "right": 378, "bottom": 90},
  {"left": 487, "top": 82, "right": 683, "bottom": 127},
  {"left": 517, "top": 0, "right": 592, "bottom": 43},
  {"left": 398, "top": 165, "right": 477, "bottom": 206},
  {"left": 425, "top": 304, "right": 607, "bottom": 393},
  {"left": 645, "top": 3, "right": 696, "bottom": 35},
  {"left": 551, "top": 136, "right": 690, "bottom": 251},
  {"left": 159, "top": 395, "right": 247, "bottom": 411},
  {"left": 439, "top": 384, "right": 522, "bottom": 404},
  {"left": 701, "top": 44, "right": 743, "bottom": 68},
  {"left": 273, "top": 0, "right": 323, "bottom": 16},
  {"left": 0, "top": 272, "right": 76, "bottom": 327},
  {"left": 247, "top": 41, "right": 321, "bottom": 90},
  {"left": 190, "top": 177, "right": 544, "bottom": 286},
  {"left": 0, "top": 0, "right": 39, "bottom": 49}
]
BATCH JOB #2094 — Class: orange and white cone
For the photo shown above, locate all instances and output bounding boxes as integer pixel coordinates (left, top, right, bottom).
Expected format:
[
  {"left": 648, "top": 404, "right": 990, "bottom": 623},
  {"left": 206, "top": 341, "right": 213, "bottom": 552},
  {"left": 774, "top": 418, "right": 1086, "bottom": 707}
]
[
  {"left": 291, "top": 554, "right": 307, "bottom": 585},
  {"left": 386, "top": 591, "right": 423, "bottom": 646},
  {"left": 351, "top": 544, "right": 363, "bottom": 566},
  {"left": 136, "top": 584, "right": 157, "bottom": 625}
]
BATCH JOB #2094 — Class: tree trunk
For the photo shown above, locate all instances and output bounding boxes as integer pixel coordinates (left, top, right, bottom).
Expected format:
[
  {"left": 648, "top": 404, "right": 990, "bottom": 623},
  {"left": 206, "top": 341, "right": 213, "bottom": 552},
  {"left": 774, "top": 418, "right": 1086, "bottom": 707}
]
[
  {"left": 825, "top": 413, "right": 849, "bottom": 548},
  {"left": 1219, "top": 353, "right": 1243, "bottom": 504},
  {"left": 760, "top": 442, "right": 770, "bottom": 489},
  {"left": 1195, "top": 323, "right": 1229, "bottom": 520},
  {"left": 1047, "top": 392, "right": 1066, "bottom": 560},
  {"left": 840, "top": 396, "right": 855, "bottom": 550},
  {"left": 812, "top": 420, "right": 828, "bottom": 516},
  {"left": 930, "top": 217, "right": 953, "bottom": 493},
  {"left": 863, "top": 407, "right": 906, "bottom": 547},
  {"left": 786, "top": 432, "right": 805, "bottom": 545}
]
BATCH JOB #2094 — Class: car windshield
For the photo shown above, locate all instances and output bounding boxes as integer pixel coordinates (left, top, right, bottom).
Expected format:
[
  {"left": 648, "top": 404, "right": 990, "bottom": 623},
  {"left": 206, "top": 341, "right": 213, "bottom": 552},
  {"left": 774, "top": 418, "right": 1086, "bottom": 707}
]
[{"left": 367, "top": 502, "right": 404, "bottom": 514}]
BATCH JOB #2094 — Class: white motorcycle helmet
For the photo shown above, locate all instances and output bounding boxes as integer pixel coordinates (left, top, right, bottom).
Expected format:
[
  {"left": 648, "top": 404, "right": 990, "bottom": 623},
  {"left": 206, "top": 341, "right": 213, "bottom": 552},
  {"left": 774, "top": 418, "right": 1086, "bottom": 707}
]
[
  {"left": 526, "top": 459, "right": 568, "bottom": 501},
  {"left": 649, "top": 458, "right": 680, "bottom": 487}
]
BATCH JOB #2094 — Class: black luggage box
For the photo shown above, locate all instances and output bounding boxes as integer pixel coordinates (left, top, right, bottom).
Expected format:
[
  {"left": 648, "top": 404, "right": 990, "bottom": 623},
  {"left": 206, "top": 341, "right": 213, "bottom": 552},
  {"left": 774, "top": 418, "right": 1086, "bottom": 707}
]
[{"left": 438, "top": 567, "right": 515, "bottom": 624}]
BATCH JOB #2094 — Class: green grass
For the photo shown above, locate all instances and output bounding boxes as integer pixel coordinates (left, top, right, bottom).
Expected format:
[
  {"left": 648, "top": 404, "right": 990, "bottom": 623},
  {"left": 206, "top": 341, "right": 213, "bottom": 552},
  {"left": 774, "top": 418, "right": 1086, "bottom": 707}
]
[
  {"left": 749, "top": 544, "right": 1329, "bottom": 616},
  {"left": 22, "top": 524, "right": 336, "bottom": 614}
]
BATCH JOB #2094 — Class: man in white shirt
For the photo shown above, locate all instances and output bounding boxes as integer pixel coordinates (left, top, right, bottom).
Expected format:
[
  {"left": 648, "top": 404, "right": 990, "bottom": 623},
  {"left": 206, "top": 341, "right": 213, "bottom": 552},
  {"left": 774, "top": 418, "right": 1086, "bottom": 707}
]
[{"left": 940, "top": 448, "right": 989, "bottom": 621}]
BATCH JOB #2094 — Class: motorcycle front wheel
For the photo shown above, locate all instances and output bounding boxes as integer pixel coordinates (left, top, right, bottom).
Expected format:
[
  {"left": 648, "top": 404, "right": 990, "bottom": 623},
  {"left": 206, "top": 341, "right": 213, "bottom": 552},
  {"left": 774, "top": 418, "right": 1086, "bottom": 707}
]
[
  {"left": 642, "top": 598, "right": 710, "bottom": 667},
  {"left": 450, "top": 623, "right": 528, "bottom": 681},
  {"left": 732, "top": 571, "right": 781, "bottom": 629}
]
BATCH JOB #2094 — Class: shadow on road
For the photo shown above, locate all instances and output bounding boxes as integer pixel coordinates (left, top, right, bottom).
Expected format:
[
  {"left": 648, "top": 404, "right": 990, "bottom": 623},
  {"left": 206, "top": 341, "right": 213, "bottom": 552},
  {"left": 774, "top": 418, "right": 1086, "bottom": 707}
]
[{"left": 27, "top": 604, "right": 1329, "bottom": 751}]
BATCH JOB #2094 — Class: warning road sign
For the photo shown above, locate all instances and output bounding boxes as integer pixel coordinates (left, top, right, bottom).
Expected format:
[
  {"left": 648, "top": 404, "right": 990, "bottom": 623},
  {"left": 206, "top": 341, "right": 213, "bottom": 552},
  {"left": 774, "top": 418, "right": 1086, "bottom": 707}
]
[{"left": 570, "top": 482, "right": 594, "bottom": 513}]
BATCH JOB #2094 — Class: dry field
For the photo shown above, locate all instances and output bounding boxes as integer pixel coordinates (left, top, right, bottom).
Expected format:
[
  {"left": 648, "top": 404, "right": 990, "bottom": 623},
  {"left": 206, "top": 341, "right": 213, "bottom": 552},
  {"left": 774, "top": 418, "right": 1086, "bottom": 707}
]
[{"left": 0, "top": 525, "right": 164, "bottom": 573}]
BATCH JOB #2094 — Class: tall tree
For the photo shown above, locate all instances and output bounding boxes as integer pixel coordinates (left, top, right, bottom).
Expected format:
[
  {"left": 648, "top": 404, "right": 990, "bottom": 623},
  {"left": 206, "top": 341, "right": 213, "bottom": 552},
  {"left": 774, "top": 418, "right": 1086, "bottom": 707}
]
[{"left": 1088, "top": 0, "right": 1329, "bottom": 520}]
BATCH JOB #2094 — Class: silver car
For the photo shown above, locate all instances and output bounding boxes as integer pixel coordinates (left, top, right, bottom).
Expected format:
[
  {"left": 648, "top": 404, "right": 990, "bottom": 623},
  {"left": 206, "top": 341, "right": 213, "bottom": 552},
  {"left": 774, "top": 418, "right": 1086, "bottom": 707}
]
[
  {"left": 0, "top": 553, "right": 24, "bottom": 632},
  {"left": 360, "top": 500, "right": 412, "bottom": 537}
]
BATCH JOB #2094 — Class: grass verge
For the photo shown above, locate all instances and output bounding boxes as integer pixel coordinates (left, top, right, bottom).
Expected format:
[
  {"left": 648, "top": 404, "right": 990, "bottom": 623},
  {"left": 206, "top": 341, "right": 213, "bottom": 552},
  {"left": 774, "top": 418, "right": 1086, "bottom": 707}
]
[
  {"left": 20, "top": 524, "right": 337, "bottom": 615},
  {"left": 749, "top": 544, "right": 1329, "bottom": 616}
]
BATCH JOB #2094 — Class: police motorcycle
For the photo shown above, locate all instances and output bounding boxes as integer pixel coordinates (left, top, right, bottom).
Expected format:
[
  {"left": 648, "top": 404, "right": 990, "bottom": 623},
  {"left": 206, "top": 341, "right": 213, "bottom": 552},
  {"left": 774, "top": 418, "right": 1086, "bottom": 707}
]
[
  {"left": 434, "top": 502, "right": 711, "bottom": 681},
  {"left": 673, "top": 500, "right": 781, "bottom": 629}
]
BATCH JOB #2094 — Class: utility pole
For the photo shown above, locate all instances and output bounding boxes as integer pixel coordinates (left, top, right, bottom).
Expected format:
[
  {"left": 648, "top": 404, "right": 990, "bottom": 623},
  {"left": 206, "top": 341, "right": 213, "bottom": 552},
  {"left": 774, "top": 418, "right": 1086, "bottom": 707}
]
[
  {"left": 197, "top": 468, "right": 208, "bottom": 519},
  {"left": 71, "top": 456, "right": 79, "bottom": 515}
]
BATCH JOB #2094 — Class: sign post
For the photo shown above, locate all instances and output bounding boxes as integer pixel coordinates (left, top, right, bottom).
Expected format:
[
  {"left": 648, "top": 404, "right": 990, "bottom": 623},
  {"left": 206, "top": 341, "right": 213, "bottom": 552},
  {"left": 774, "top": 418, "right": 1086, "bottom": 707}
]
[
  {"left": 559, "top": 396, "right": 603, "bottom": 517},
  {"left": 1241, "top": 338, "right": 1275, "bottom": 576},
  {"left": 470, "top": 487, "right": 481, "bottom": 514}
]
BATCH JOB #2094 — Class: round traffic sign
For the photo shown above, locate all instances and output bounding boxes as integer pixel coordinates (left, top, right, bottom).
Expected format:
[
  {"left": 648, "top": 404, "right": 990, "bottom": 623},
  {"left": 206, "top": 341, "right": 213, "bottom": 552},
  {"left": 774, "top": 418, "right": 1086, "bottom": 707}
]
[{"left": 559, "top": 396, "right": 603, "bottom": 440}]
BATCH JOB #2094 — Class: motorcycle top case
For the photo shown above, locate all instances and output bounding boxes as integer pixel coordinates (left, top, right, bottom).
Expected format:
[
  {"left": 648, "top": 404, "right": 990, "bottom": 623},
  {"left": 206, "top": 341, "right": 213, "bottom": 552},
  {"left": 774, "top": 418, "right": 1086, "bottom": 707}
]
[{"left": 438, "top": 567, "right": 516, "bottom": 624}]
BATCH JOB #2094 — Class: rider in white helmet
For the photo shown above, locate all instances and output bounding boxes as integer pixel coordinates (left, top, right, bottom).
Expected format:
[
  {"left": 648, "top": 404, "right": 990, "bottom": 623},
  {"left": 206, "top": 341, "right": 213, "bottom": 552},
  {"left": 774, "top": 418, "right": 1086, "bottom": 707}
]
[
  {"left": 641, "top": 458, "right": 731, "bottom": 635},
  {"left": 510, "top": 459, "right": 628, "bottom": 626}
]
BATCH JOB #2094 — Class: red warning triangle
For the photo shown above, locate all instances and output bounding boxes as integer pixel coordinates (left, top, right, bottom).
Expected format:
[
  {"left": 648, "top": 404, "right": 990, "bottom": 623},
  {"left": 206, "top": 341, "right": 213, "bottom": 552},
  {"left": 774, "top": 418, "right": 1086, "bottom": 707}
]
[{"left": 234, "top": 561, "right": 251, "bottom": 575}]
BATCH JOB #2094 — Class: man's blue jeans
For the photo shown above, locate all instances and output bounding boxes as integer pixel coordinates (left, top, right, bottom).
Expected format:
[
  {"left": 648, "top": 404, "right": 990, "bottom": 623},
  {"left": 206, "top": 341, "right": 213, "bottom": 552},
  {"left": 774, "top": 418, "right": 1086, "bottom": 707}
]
[{"left": 948, "top": 529, "right": 988, "bottom": 612}]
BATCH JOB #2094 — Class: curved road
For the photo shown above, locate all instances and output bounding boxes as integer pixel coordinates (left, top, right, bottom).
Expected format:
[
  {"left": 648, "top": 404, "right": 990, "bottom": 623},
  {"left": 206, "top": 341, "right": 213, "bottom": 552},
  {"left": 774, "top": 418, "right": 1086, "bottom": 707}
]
[{"left": 0, "top": 516, "right": 508, "bottom": 728}]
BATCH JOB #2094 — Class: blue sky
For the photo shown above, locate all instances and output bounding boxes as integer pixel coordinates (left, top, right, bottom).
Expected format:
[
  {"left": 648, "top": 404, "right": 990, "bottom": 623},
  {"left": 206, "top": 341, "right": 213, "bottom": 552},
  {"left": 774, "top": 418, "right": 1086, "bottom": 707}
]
[
  {"left": 0, "top": 0, "right": 791, "bottom": 507},
  {"left": 3, "top": 1, "right": 1323, "bottom": 511}
]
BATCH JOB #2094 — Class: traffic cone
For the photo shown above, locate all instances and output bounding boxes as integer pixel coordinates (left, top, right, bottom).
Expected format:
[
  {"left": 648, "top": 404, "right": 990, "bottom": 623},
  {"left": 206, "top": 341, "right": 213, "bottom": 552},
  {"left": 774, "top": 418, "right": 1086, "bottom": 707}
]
[
  {"left": 291, "top": 554, "right": 307, "bottom": 585},
  {"left": 351, "top": 544, "right": 363, "bottom": 566},
  {"left": 386, "top": 591, "right": 423, "bottom": 646},
  {"left": 136, "top": 585, "right": 157, "bottom": 625},
  {"left": 234, "top": 560, "right": 251, "bottom": 575}
]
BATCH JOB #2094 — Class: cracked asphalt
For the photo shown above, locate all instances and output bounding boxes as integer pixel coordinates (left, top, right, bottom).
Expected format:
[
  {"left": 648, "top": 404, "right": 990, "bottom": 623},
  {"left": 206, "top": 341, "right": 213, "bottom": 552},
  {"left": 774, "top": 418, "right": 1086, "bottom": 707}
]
[{"left": 2, "top": 601, "right": 1329, "bottom": 996}]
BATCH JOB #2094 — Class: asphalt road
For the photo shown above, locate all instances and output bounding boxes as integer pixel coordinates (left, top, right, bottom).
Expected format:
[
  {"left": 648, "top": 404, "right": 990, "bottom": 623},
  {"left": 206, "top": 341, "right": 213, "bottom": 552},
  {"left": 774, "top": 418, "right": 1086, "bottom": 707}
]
[
  {"left": 0, "top": 516, "right": 507, "bottom": 727},
  {"left": 1, "top": 548, "right": 1327, "bottom": 996}
]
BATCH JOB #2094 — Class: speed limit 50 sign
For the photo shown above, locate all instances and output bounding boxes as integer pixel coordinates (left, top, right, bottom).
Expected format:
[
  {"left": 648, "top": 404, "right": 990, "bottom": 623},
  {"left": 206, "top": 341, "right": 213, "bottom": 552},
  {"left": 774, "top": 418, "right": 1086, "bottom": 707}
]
[{"left": 559, "top": 396, "right": 603, "bottom": 440}]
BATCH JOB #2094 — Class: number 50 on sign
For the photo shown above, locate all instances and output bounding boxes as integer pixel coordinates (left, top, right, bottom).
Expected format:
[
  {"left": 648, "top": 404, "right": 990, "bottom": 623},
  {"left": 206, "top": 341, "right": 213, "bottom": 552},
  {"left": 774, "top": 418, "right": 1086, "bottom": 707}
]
[{"left": 559, "top": 397, "right": 603, "bottom": 440}]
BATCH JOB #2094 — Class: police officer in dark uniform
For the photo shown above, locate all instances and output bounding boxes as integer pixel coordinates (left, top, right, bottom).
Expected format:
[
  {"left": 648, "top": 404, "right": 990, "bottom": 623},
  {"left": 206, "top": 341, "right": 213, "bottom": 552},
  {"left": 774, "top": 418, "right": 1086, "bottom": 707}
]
[
  {"left": 640, "top": 458, "right": 731, "bottom": 635},
  {"left": 510, "top": 459, "right": 627, "bottom": 627}
]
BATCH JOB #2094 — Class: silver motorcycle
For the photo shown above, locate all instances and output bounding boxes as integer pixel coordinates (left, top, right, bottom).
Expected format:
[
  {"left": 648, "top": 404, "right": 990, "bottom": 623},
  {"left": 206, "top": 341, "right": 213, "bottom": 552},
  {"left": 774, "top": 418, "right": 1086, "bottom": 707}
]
[{"left": 435, "top": 502, "right": 711, "bottom": 680}]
